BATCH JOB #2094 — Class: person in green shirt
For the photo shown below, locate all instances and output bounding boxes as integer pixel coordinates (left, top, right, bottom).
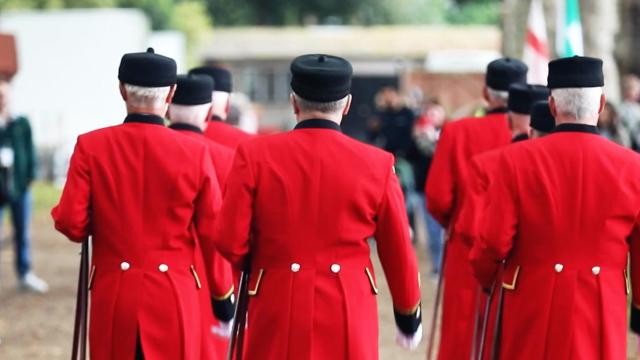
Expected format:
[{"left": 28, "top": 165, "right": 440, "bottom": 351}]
[{"left": 0, "top": 75, "right": 47, "bottom": 293}]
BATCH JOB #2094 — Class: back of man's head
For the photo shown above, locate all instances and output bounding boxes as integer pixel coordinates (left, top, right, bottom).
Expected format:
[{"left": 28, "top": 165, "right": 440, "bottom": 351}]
[
  {"left": 547, "top": 56, "right": 604, "bottom": 125},
  {"left": 189, "top": 65, "right": 232, "bottom": 120},
  {"left": 289, "top": 54, "right": 353, "bottom": 122},
  {"left": 118, "top": 48, "right": 177, "bottom": 116}
]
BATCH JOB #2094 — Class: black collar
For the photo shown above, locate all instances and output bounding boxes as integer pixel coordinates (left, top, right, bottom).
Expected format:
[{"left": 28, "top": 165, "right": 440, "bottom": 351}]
[
  {"left": 294, "top": 119, "right": 342, "bottom": 132},
  {"left": 486, "top": 107, "right": 508, "bottom": 115},
  {"left": 552, "top": 123, "right": 599, "bottom": 135},
  {"left": 124, "top": 113, "right": 165, "bottom": 126},
  {"left": 512, "top": 133, "right": 529, "bottom": 143},
  {"left": 210, "top": 115, "right": 224, "bottom": 122},
  {"left": 169, "top": 123, "right": 203, "bottom": 134}
]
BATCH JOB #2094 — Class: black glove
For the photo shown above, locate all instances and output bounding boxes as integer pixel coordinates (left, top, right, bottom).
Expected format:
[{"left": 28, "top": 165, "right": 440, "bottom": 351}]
[
  {"left": 211, "top": 294, "right": 235, "bottom": 323},
  {"left": 394, "top": 304, "right": 422, "bottom": 336},
  {"left": 631, "top": 305, "right": 640, "bottom": 335}
]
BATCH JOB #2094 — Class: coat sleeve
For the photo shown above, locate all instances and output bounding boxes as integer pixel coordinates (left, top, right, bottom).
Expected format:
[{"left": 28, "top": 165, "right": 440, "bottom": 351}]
[
  {"left": 425, "top": 124, "right": 456, "bottom": 228},
  {"left": 455, "top": 155, "right": 487, "bottom": 246},
  {"left": 469, "top": 153, "right": 518, "bottom": 289},
  {"left": 214, "top": 144, "right": 256, "bottom": 270},
  {"left": 51, "top": 136, "right": 91, "bottom": 242},
  {"left": 375, "top": 155, "right": 422, "bottom": 333},
  {"left": 193, "top": 148, "right": 234, "bottom": 301}
]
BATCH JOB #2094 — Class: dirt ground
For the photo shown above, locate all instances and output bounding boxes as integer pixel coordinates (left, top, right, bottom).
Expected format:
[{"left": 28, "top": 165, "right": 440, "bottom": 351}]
[{"left": 0, "top": 183, "right": 637, "bottom": 359}]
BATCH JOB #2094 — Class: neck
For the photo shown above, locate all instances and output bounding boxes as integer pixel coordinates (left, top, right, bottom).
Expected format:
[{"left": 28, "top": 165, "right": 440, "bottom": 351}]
[
  {"left": 297, "top": 112, "right": 342, "bottom": 125},
  {"left": 170, "top": 119, "right": 206, "bottom": 131},
  {"left": 126, "top": 104, "right": 167, "bottom": 118},
  {"left": 555, "top": 115, "right": 598, "bottom": 127}
]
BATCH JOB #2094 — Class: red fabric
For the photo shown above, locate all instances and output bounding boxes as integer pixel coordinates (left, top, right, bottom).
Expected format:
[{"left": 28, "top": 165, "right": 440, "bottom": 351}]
[
  {"left": 52, "top": 122, "right": 223, "bottom": 360},
  {"left": 470, "top": 131, "right": 640, "bottom": 359},
  {"left": 172, "top": 129, "right": 236, "bottom": 358},
  {"left": 214, "top": 127, "right": 421, "bottom": 359},
  {"left": 424, "top": 112, "right": 511, "bottom": 360},
  {"left": 204, "top": 120, "right": 254, "bottom": 150}
]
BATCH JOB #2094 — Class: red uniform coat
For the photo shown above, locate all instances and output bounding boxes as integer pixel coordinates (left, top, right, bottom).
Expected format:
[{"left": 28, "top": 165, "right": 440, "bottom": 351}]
[
  {"left": 52, "top": 114, "right": 223, "bottom": 360},
  {"left": 204, "top": 118, "right": 254, "bottom": 150},
  {"left": 215, "top": 119, "right": 421, "bottom": 360},
  {"left": 470, "top": 124, "right": 640, "bottom": 359},
  {"left": 170, "top": 123, "right": 236, "bottom": 359},
  {"left": 425, "top": 110, "right": 512, "bottom": 360}
]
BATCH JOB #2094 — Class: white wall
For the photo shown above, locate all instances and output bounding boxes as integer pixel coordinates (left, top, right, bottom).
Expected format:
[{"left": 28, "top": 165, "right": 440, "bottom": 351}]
[{"left": 0, "top": 9, "right": 185, "bottom": 151}]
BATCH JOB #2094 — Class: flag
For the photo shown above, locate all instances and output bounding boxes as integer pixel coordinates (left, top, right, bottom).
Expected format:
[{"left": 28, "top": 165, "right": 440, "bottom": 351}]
[
  {"left": 523, "top": 0, "right": 549, "bottom": 84},
  {"left": 556, "top": 0, "right": 584, "bottom": 57}
]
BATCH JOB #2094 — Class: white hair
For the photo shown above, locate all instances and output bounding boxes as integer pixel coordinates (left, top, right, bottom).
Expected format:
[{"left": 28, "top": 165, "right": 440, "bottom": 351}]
[
  {"left": 124, "top": 83, "right": 171, "bottom": 108},
  {"left": 487, "top": 87, "right": 509, "bottom": 104},
  {"left": 551, "top": 87, "right": 602, "bottom": 120},
  {"left": 293, "top": 93, "right": 349, "bottom": 114},
  {"left": 168, "top": 103, "right": 211, "bottom": 126}
]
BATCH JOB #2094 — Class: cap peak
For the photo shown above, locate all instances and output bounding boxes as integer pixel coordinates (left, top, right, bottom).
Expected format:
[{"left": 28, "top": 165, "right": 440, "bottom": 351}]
[{"left": 147, "top": 47, "right": 154, "bottom": 53}]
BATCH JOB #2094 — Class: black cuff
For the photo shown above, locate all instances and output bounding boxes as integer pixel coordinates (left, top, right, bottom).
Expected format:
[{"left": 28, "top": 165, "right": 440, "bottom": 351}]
[
  {"left": 631, "top": 305, "right": 640, "bottom": 335},
  {"left": 211, "top": 296, "right": 235, "bottom": 323},
  {"left": 394, "top": 304, "right": 422, "bottom": 336}
]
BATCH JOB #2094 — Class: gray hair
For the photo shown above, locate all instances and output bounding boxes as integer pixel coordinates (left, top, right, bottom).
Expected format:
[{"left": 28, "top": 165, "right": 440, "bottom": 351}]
[
  {"left": 124, "top": 83, "right": 171, "bottom": 108},
  {"left": 551, "top": 87, "right": 602, "bottom": 120},
  {"left": 487, "top": 87, "right": 509, "bottom": 104},
  {"left": 293, "top": 93, "right": 349, "bottom": 114}
]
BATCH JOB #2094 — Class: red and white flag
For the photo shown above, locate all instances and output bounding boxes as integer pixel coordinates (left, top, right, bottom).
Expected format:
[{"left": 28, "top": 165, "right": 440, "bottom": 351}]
[{"left": 523, "top": 0, "right": 549, "bottom": 85}]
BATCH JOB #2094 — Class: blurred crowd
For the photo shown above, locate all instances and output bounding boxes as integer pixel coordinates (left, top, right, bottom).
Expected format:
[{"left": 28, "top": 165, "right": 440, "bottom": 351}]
[{"left": 365, "top": 73, "right": 640, "bottom": 276}]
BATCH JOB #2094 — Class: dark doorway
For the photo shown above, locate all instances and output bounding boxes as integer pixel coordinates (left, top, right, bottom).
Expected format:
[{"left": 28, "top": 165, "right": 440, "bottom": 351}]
[{"left": 342, "top": 75, "right": 399, "bottom": 142}]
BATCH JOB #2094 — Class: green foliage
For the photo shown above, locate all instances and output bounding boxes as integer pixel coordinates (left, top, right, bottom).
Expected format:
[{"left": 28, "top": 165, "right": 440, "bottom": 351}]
[
  {"left": 118, "top": 0, "right": 174, "bottom": 30},
  {"left": 446, "top": 1, "right": 501, "bottom": 25},
  {"left": 171, "top": 0, "right": 211, "bottom": 64}
]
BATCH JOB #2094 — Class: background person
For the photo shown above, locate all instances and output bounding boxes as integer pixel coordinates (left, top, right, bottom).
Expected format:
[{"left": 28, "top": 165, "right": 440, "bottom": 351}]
[{"left": 0, "top": 75, "right": 47, "bottom": 293}]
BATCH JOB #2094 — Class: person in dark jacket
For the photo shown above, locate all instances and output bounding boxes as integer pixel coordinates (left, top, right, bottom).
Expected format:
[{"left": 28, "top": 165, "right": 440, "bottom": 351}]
[{"left": 0, "top": 76, "right": 47, "bottom": 293}]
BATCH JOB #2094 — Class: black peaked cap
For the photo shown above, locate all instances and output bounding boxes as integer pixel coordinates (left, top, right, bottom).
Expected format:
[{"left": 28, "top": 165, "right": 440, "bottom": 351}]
[
  {"left": 530, "top": 101, "right": 555, "bottom": 133},
  {"left": 547, "top": 56, "right": 604, "bottom": 89},
  {"left": 291, "top": 54, "right": 353, "bottom": 102},
  {"left": 508, "top": 84, "right": 549, "bottom": 115},
  {"left": 486, "top": 57, "right": 528, "bottom": 91},
  {"left": 173, "top": 74, "right": 214, "bottom": 105},
  {"left": 118, "top": 48, "right": 177, "bottom": 87},
  {"left": 189, "top": 66, "right": 232, "bottom": 92}
]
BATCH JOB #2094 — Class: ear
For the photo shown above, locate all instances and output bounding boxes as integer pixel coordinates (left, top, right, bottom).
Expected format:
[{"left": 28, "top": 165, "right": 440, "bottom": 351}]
[
  {"left": 166, "top": 85, "right": 177, "bottom": 104},
  {"left": 119, "top": 82, "right": 127, "bottom": 101},
  {"left": 597, "top": 93, "right": 606, "bottom": 115},
  {"left": 206, "top": 105, "right": 214, "bottom": 122},
  {"left": 549, "top": 95, "right": 558, "bottom": 118},
  {"left": 342, "top": 95, "right": 353, "bottom": 116},
  {"left": 291, "top": 93, "right": 300, "bottom": 115},
  {"left": 166, "top": 106, "right": 173, "bottom": 121},
  {"left": 482, "top": 86, "right": 490, "bottom": 103},
  {"left": 225, "top": 96, "right": 231, "bottom": 114}
]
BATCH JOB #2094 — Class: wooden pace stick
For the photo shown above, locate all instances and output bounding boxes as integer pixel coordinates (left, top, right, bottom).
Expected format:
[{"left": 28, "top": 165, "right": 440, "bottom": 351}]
[
  {"left": 71, "top": 238, "right": 90, "bottom": 360},
  {"left": 476, "top": 282, "right": 496, "bottom": 360},
  {"left": 227, "top": 259, "right": 251, "bottom": 360},
  {"left": 426, "top": 230, "right": 449, "bottom": 360}
]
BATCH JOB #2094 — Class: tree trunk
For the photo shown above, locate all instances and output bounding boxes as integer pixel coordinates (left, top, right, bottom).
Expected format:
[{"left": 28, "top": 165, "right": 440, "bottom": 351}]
[{"left": 617, "top": 0, "right": 640, "bottom": 76}]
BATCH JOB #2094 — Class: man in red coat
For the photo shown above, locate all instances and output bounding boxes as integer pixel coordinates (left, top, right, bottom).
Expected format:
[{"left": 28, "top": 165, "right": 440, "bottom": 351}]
[
  {"left": 470, "top": 56, "right": 640, "bottom": 359},
  {"left": 425, "top": 57, "right": 527, "bottom": 360},
  {"left": 455, "top": 84, "right": 549, "bottom": 359},
  {"left": 188, "top": 66, "right": 254, "bottom": 150},
  {"left": 52, "top": 48, "right": 223, "bottom": 360},
  {"left": 168, "top": 74, "right": 236, "bottom": 358},
  {"left": 215, "top": 54, "right": 422, "bottom": 359}
]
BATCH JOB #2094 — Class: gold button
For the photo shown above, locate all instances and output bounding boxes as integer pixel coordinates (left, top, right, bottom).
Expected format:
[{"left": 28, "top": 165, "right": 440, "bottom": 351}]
[
  {"left": 158, "top": 264, "right": 169, "bottom": 273},
  {"left": 291, "top": 263, "right": 301, "bottom": 272},
  {"left": 330, "top": 264, "right": 341, "bottom": 273},
  {"left": 120, "top": 262, "right": 130, "bottom": 271},
  {"left": 554, "top": 264, "right": 563, "bottom": 273},
  {"left": 592, "top": 266, "right": 601, "bottom": 275}
]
